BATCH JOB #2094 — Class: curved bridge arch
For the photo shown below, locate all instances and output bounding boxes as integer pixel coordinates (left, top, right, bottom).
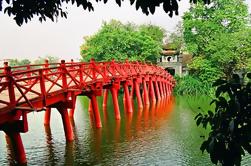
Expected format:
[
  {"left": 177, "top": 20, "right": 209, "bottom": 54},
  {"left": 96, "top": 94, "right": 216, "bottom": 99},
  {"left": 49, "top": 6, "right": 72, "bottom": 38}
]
[{"left": 0, "top": 59, "right": 175, "bottom": 164}]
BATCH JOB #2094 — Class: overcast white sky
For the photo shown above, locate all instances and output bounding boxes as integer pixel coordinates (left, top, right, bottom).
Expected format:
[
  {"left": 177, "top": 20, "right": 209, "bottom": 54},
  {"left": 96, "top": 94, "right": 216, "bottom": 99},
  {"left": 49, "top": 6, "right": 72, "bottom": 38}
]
[{"left": 0, "top": 0, "right": 250, "bottom": 62}]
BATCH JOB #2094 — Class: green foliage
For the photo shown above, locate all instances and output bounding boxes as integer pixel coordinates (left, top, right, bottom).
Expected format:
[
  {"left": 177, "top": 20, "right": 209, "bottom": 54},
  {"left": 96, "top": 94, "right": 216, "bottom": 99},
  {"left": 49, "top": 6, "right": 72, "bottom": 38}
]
[
  {"left": 34, "top": 55, "right": 59, "bottom": 64},
  {"left": 166, "top": 22, "right": 184, "bottom": 51},
  {"left": 183, "top": 0, "right": 250, "bottom": 80},
  {"left": 188, "top": 56, "right": 222, "bottom": 83},
  {"left": 8, "top": 58, "right": 31, "bottom": 66},
  {"left": 80, "top": 20, "right": 164, "bottom": 63},
  {"left": 195, "top": 74, "right": 251, "bottom": 165},
  {"left": 174, "top": 75, "right": 213, "bottom": 96},
  {"left": 183, "top": 0, "right": 248, "bottom": 56},
  {"left": 206, "top": 29, "right": 251, "bottom": 79}
]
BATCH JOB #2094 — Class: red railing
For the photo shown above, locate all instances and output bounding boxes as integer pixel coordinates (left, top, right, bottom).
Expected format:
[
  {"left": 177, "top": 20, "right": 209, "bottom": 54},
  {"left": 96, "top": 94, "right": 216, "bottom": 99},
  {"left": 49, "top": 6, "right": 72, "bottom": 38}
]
[{"left": 0, "top": 59, "right": 175, "bottom": 114}]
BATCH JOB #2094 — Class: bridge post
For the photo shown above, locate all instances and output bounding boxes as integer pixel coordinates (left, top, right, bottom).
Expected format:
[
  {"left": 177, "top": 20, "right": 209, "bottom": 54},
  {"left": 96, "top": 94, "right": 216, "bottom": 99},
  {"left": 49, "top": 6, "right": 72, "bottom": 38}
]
[
  {"left": 90, "top": 95, "right": 102, "bottom": 128},
  {"left": 88, "top": 100, "right": 92, "bottom": 112},
  {"left": 26, "top": 65, "right": 32, "bottom": 84},
  {"left": 110, "top": 80, "right": 121, "bottom": 120},
  {"left": 162, "top": 81, "right": 166, "bottom": 98},
  {"left": 149, "top": 77, "right": 156, "bottom": 104},
  {"left": 44, "top": 59, "right": 49, "bottom": 74},
  {"left": 165, "top": 82, "right": 169, "bottom": 97},
  {"left": 4, "top": 131, "right": 27, "bottom": 164},
  {"left": 2, "top": 110, "right": 29, "bottom": 164},
  {"left": 69, "top": 92, "right": 76, "bottom": 118},
  {"left": 134, "top": 78, "right": 143, "bottom": 109},
  {"left": 142, "top": 78, "right": 150, "bottom": 106},
  {"left": 102, "top": 89, "right": 108, "bottom": 108},
  {"left": 57, "top": 106, "right": 74, "bottom": 141},
  {"left": 44, "top": 107, "right": 51, "bottom": 125},
  {"left": 123, "top": 81, "right": 133, "bottom": 113},
  {"left": 60, "top": 60, "right": 67, "bottom": 89},
  {"left": 154, "top": 80, "right": 161, "bottom": 100},
  {"left": 130, "top": 82, "right": 134, "bottom": 100},
  {"left": 166, "top": 83, "right": 170, "bottom": 96},
  {"left": 159, "top": 81, "right": 163, "bottom": 98},
  {"left": 5, "top": 66, "right": 16, "bottom": 107}
]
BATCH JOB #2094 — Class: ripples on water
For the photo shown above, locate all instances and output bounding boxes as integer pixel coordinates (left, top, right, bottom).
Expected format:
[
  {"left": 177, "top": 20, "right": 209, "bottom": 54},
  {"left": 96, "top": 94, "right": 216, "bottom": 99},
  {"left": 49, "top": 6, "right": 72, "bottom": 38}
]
[{"left": 0, "top": 95, "right": 250, "bottom": 165}]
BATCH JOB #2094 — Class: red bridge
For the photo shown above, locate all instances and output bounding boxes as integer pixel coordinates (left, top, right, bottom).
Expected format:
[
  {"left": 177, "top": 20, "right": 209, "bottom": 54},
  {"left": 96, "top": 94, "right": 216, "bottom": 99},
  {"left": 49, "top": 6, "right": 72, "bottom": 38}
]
[{"left": 0, "top": 59, "right": 175, "bottom": 164}]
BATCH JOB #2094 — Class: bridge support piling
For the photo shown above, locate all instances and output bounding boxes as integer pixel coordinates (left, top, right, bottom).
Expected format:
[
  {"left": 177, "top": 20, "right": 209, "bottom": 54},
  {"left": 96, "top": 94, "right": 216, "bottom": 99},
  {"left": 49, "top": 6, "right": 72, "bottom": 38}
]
[
  {"left": 130, "top": 83, "right": 134, "bottom": 100},
  {"left": 154, "top": 81, "right": 161, "bottom": 100},
  {"left": 44, "top": 107, "right": 51, "bottom": 125},
  {"left": 142, "top": 79, "right": 150, "bottom": 106},
  {"left": 102, "top": 89, "right": 108, "bottom": 108},
  {"left": 111, "top": 86, "right": 121, "bottom": 120},
  {"left": 159, "top": 81, "right": 163, "bottom": 98},
  {"left": 88, "top": 100, "right": 92, "bottom": 112},
  {"left": 162, "top": 82, "right": 166, "bottom": 98},
  {"left": 166, "top": 83, "right": 169, "bottom": 96},
  {"left": 165, "top": 82, "right": 168, "bottom": 97},
  {"left": 149, "top": 78, "right": 156, "bottom": 104},
  {"left": 134, "top": 79, "right": 143, "bottom": 109},
  {"left": 57, "top": 107, "right": 74, "bottom": 141},
  {"left": 90, "top": 95, "right": 102, "bottom": 128},
  {"left": 4, "top": 131, "right": 27, "bottom": 164},
  {"left": 69, "top": 93, "right": 76, "bottom": 118},
  {"left": 123, "top": 81, "right": 133, "bottom": 113}
]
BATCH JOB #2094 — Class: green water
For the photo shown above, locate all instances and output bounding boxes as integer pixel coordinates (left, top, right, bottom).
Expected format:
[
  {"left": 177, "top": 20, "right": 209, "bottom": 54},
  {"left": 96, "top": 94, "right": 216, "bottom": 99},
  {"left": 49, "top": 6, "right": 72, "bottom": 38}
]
[{"left": 0, "top": 95, "right": 250, "bottom": 165}]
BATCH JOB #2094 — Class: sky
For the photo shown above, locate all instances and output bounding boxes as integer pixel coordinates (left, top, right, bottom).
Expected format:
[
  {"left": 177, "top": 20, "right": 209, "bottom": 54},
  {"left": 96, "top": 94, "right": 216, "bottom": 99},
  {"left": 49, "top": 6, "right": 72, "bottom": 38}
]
[{"left": 0, "top": 0, "right": 250, "bottom": 62}]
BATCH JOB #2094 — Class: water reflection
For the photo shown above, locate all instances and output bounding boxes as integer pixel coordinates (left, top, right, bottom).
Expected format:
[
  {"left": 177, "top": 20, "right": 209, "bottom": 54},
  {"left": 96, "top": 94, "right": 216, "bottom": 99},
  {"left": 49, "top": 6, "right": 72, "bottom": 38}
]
[
  {"left": 44, "top": 125, "right": 56, "bottom": 165},
  {"left": 2, "top": 95, "right": 246, "bottom": 165}
]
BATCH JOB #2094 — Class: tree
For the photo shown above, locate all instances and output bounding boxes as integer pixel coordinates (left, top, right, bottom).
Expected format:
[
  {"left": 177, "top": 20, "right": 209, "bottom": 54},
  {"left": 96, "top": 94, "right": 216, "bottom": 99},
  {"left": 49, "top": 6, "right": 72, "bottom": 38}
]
[
  {"left": 0, "top": 0, "right": 211, "bottom": 26},
  {"left": 183, "top": 0, "right": 250, "bottom": 79},
  {"left": 195, "top": 74, "right": 251, "bottom": 166},
  {"left": 165, "top": 21, "right": 184, "bottom": 51},
  {"left": 183, "top": 0, "right": 248, "bottom": 56},
  {"left": 8, "top": 58, "right": 31, "bottom": 66},
  {"left": 34, "top": 55, "right": 59, "bottom": 64},
  {"left": 206, "top": 29, "right": 251, "bottom": 79},
  {"left": 80, "top": 20, "right": 164, "bottom": 63}
]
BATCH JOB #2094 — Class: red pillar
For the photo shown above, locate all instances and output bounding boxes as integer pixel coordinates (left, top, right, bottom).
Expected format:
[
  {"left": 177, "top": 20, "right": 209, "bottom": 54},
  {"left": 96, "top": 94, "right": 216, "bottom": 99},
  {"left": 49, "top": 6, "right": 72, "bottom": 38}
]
[
  {"left": 69, "top": 93, "right": 76, "bottom": 118},
  {"left": 154, "top": 80, "right": 161, "bottom": 100},
  {"left": 166, "top": 83, "right": 170, "bottom": 96},
  {"left": 149, "top": 78, "right": 156, "bottom": 103},
  {"left": 110, "top": 86, "right": 121, "bottom": 120},
  {"left": 57, "top": 107, "right": 74, "bottom": 141},
  {"left": 134, "top": 79, "right": 143, "bottom": 109},
  {"left": 102, "top": 89, "right": 108, "bottom": 108},
  {"left": 88, "top": 100, "right": 92, "bottom": 112},
  {"left": 90, "top": 95, "right": 102, "bottom": 128},
  {"left": 169, "top": 84, "right": 172, "bottom": 95},
  {"left": 44, "top": 107, "right": 51, "bottom": 125},
  {"left": 130, "top": 82, "right": 134, "bottom": 100},
  {"left": 159, "top": 81, "right": 163, "bottom": 98},
  {"left": 162, "top": 81, "right": 166, "bottom": 98},
  {"left": 123, "top": 81, "right": 133, "bottom": 113},
  {"left": 4, "top": 131, "right": 27, "bottom": 164},
  {"left": 142, "top": 78, "right": 150, "bottom": 106}
]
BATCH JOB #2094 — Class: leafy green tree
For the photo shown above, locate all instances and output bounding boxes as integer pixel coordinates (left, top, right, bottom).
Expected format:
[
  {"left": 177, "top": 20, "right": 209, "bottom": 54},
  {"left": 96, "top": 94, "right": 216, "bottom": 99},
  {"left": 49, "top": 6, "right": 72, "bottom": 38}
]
[
  {"left": 188, "top": 56, "right": 222, "bottom": 83},
  {"left": 183, "top": 0, "right": 250, "bottom": 79},
  {"left": 195, "top": 74, "right": 251, "bottom": 166},
  {"left": 166, "top": 21, "right": 184, "bottom": 51},
  {"left": 8, "top": 58, "right": 31, "bottom": 66},
  {"left": 183, "top": 0, "right": 248, "bottom": 56},
  {"left": 34, "top": 55, "right": 59, "bottom": 64},
  {"left": 207, "top": 29, "right": 251, "bottom": 79},
  {"left": 80, "top": 20, "right": 164, "bottom": 63}
]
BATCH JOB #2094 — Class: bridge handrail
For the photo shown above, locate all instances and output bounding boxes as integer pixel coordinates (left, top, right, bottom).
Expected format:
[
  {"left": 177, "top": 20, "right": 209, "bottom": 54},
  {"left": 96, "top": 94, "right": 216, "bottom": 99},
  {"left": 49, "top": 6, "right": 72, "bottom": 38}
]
[{"left": 0, "top": 60, "right": 175, "bottom": 114}]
